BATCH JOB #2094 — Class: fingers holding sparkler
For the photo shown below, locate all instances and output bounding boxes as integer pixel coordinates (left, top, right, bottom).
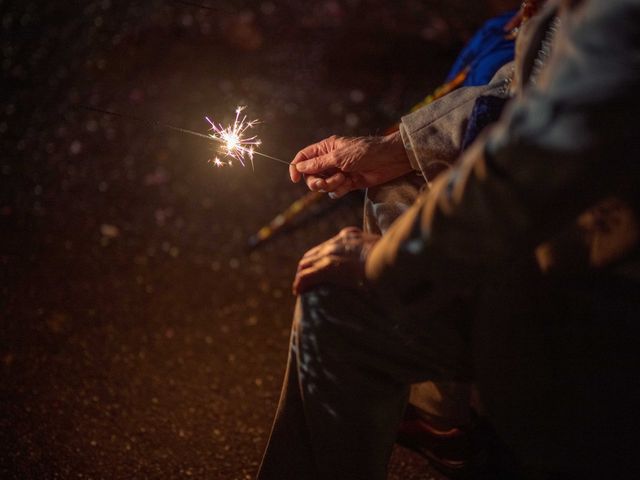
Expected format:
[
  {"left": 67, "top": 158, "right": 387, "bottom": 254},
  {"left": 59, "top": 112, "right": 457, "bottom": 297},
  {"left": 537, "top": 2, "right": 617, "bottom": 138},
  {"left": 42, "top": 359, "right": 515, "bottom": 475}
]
[
  {"left": 289, "top": 135, "right": 340, "bottom": 183},
  {"left": 288, "top": 132, "right": 412, "bottom": 197},
  {"left": 289, "top": 136, "right": 350, "bottom": 194}
]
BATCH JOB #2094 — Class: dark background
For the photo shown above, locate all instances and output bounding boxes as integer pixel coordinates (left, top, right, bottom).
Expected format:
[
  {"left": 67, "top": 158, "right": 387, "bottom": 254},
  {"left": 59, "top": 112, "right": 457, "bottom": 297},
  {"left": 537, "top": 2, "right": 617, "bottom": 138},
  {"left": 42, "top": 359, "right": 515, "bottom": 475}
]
[{"left": 2, "top": 1, "right": 502, "bottom": 478}]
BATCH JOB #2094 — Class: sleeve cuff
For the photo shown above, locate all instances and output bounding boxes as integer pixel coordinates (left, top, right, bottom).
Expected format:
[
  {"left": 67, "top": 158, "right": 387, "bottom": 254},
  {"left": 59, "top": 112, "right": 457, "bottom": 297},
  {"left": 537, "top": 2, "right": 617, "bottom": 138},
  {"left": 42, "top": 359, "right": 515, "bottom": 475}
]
[{"left": 399, "top": 123, "right": 423, "bottom": 173}]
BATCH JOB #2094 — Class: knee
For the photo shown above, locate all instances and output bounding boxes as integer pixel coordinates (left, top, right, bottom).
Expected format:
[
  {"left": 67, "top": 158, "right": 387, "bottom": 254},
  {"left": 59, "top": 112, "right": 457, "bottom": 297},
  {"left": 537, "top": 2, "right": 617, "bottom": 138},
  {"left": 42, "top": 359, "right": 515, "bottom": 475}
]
[
  {"left": 294, "top": 286, "right": 352, "bottom": 346},
  {"left": 295, "top": 285, "right": 374, "bottom": 351},
  {"left": 295, "top": 286, "right": 332, "bottom": 333}
]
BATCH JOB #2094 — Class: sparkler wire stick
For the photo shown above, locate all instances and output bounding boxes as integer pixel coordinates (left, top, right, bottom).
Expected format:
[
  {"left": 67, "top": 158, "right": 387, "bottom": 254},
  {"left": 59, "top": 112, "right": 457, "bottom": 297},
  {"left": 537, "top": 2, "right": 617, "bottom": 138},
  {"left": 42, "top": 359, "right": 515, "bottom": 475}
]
[
  {"left": 169, "top": 0, "right": 233, "bottom": 14},
  {"left": 80, "top": 105, "right": 290, "bottom": 166}
]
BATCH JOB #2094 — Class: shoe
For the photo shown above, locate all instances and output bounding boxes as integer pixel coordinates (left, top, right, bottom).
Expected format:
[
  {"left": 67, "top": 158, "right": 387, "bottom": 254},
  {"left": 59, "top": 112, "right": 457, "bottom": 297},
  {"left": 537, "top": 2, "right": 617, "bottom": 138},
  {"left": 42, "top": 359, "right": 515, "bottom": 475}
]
[
  {"left": 396, "top": 405, "right": 474, "bottom": 478},
  {"left": 397, "top": 406, "right": 523, "bottom": 479}
]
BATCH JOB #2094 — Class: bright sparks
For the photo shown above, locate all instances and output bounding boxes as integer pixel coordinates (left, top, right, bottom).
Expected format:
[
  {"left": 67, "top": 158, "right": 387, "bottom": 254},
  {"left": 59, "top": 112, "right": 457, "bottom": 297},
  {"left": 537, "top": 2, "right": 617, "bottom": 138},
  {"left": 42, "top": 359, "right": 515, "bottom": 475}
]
[{"left": 205, "top": 106, "right": 262, "bottom": 168}]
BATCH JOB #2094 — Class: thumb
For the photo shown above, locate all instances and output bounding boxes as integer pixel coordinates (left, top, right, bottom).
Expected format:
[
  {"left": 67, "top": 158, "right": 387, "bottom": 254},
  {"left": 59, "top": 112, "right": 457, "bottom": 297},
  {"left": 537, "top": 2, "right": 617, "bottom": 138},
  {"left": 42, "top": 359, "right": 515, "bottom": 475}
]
[{"left": 295, "top": 153, "right": 340, "bottom": 175}]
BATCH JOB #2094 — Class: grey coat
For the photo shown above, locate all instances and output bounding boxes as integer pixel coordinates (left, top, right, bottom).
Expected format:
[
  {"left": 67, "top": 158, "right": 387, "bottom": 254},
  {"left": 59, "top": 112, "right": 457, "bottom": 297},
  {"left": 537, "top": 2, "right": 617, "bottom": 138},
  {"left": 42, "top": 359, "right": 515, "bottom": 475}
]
[
  {"left": 368, "top": 0, "right": 640, "bottom": 311},
  {"left": 367, "top": 0, "right": 640, "bottom": 472}
]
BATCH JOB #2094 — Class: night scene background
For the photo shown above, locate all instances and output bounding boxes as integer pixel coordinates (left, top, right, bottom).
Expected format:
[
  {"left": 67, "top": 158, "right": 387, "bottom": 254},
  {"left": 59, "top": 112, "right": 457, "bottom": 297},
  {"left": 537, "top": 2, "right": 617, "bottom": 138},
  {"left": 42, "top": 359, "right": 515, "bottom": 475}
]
[{"left": 2, "top": 1, "right": 507, "bottom": 478}]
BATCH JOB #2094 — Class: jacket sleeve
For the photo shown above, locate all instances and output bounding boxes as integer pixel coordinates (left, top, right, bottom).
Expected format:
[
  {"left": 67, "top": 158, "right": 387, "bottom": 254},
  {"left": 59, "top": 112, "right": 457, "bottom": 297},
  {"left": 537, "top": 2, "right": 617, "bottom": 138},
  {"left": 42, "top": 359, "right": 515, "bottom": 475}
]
[
  {"left": 366, "top": 0, "right": 640, "bottom": 313},
  {"left": 400, "top": 62, "right": 514, "bottom": 180}
]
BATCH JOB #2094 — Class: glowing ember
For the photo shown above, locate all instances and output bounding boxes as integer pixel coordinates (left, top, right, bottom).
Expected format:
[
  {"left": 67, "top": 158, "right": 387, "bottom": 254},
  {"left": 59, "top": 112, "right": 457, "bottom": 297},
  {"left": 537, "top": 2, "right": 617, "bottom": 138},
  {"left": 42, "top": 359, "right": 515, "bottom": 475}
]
[
  {"left": 206, "top": 106, "right": 262, "bottom": 168},
  {"left": 210, "top": 157, "right": 226, "bottom": 168}
]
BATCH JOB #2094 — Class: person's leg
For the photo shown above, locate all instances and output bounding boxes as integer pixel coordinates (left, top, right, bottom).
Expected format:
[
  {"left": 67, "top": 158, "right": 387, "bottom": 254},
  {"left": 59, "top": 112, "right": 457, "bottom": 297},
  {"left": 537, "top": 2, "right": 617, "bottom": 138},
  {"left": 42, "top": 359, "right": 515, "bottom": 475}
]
[
  {"left": 408, "top": 382, "right": 471, "bottom": 429},
  {"left": 258, "top": 285, "right": 472, "bottom": 480},
  {"left": 257, "top": 302, "right": 319, "bottom": 480},
  {"left": 364, "top": 176, "right": 473, "bottom": 432}
]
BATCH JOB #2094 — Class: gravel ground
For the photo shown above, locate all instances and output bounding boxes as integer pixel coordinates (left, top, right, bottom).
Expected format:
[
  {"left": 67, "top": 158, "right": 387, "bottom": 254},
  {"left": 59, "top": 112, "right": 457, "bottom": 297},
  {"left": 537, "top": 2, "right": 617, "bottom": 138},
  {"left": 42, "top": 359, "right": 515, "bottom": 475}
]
[{"left": 2, "top": 1, "right": 493, "bottom": 478}]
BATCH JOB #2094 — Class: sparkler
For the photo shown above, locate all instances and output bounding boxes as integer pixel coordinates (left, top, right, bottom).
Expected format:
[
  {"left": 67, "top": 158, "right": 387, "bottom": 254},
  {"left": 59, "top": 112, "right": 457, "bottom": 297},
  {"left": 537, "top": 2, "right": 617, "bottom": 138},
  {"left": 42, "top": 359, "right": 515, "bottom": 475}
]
[
  {"left": 205, "top": 106, "right": 260, "bottom": 169},
  {"left": 80, "top": 105, "right": 289, "bottom": 168},
  {"left": 169, "top": 0, "right": 232, "bottom": 14}
]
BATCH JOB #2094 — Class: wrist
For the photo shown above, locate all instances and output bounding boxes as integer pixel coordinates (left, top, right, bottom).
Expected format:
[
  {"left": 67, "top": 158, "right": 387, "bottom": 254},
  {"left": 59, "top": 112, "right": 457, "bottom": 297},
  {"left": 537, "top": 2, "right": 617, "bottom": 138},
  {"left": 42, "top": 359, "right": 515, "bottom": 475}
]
[
  {"left": 383, "top": 131, "right": 413, "bottom": 172},
  {"left": 397, "top": 125, "right": 422, "bottom": 172}
]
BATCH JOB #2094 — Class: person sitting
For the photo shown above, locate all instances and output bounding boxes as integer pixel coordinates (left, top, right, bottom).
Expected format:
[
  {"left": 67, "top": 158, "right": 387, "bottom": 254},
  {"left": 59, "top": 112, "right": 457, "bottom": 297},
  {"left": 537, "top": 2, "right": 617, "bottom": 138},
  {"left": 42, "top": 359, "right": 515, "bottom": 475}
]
[
  {"left": 258, "top": 0, "right": 640, "bottom": 478},
  {"left": 288, "top": 3, "right": 540, "bottom": 474}
]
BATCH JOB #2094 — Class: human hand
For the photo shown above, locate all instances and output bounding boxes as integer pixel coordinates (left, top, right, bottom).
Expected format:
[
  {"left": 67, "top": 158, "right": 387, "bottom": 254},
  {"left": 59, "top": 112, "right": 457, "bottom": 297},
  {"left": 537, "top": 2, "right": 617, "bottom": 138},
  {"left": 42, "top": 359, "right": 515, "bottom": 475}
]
[
  {"left": 293, "top": 227, "right": 380, "bottom": 295},
  {"left": 289, "top": 131, "right": 412, "bottom": 198}
]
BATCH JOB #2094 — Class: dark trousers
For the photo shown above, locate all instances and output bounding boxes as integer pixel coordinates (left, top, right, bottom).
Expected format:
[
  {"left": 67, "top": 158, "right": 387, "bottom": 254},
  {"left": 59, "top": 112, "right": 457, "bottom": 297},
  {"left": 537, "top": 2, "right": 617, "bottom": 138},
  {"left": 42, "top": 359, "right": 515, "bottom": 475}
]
[
  {"left": 257, "top": 269, "right": 640, "bottom": 479},
  {"left": 256, "top": 286, "right": 471, "bottom": 480}
]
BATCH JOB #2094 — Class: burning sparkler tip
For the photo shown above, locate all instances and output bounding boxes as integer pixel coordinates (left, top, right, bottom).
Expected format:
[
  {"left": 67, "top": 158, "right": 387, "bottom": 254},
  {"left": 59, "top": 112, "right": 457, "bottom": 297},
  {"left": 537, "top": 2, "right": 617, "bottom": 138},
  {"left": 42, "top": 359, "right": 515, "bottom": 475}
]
[{"left": 205, "top": 106, "right": 263, "bottom": 168}]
